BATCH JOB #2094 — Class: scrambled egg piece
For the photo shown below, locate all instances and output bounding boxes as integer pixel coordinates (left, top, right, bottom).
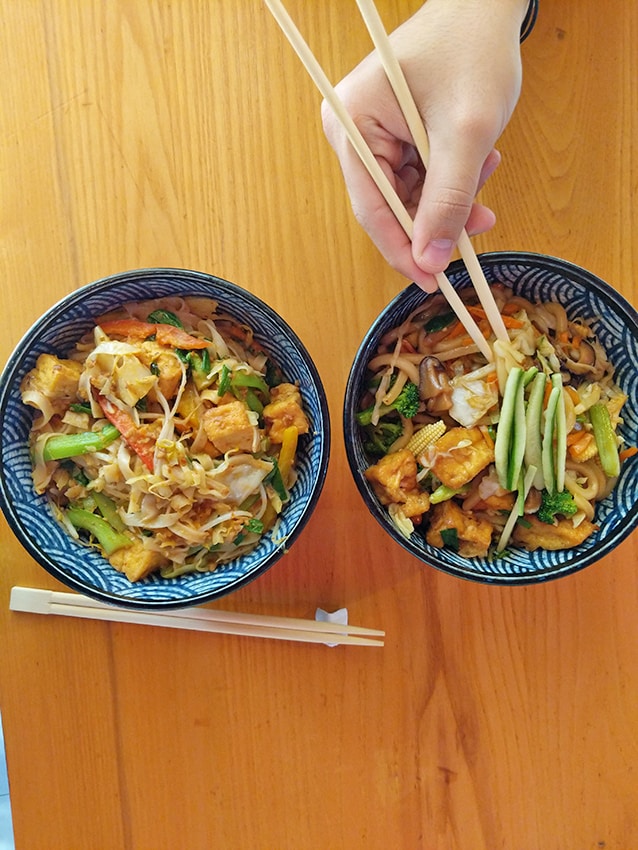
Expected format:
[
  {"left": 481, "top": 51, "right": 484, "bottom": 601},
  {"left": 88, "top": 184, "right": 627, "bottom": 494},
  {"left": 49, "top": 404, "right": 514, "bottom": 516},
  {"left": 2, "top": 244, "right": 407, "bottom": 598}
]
[
  {"left": 21, "top": 354, "right": 82, "bottom": 414},
  {"left": 263, "top": 383, "right": 309, "bottom": 444},
  {"left": 429, "top": 426, "right": 494, "bottom": 490},
  {"left": 109, "top": 540, "right": 168, "bottom": 583},
  {"left": 365, "top": 449, "right": 430, "bottom": 519},
  {"left": 512, "top": 515, "right": 597, "bottom": 551},
  {"left": 426, "top": 499, "right": 493, "bottom": 557},
  {"left": 203, "top": 399, "right": 259, "bottom": 453}
]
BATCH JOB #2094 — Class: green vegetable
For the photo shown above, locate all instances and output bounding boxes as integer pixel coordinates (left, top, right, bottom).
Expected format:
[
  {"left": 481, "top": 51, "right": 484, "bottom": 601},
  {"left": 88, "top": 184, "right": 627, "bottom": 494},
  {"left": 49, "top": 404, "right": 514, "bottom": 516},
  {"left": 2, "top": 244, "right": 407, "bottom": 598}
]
[
  {"left": 439, "top": 527, "right": 459, "bottom": 551},
  {"left": 245, "top": 518, "right": 265, "bottom": 534},
  {"left": 429, "top": 483, "right": 469, "bottom": 505},
  {"left": 218, "top": 364, "right": 231, "bottom": 396},
  {"left": 541, "top": 380, "right": 561, "bottom": 494},
  {"left": 146, "top": 309, "right": 183, "bottom": 328},
  {"left": 509, "top": 370, "right": 527, "bottom": 491},
  {"left": 60, "top": 461, "right": 90, "bottom": 487},
  {"left": 424, "top": 311, "right": 456, "bottom": 333},
  {"left": 494, "top": 366, "right": 524, "bottom": 490},
  {"left": 356, "top": 381, "right": 420, "bottom": 426},
  {"left": 264, "top": 359, "right": 282, "bottom": 388},
  {"left": 68, "top": 402, "right": 92, "bottom": 415},
  {"left": 537, "top": 489, "right": 578, "bottom": 524},
  {"left": 362, "top": 421, "right": 403, "bottom": 458},
  {"left": 554, "top": 378, "right": 567, "bottom": 492},
  {"left": 265, "top": 458, "right": 289, "bottom": 502},
  {"left": 233, "top": 519, "right": 264, "bottom": 545},
  {"left": 590, "top": 402, "right": 620, "bottom": 477},
  {"left": 42, "top": 424, "right": 120, "bottom": 462},
  {"left": 524, "top": 371, "right": 547, "bottom": 490},
  {"left": 92, "top": 491, "right": 126, "bottom": 533},
  {"left": 65, "top": 507, "right": 132, "bottom": 555},
  {"left": 231, "top": 371, "right": 270, "bottom": 395},
  {"left": 522, "top": 366, "right": 539, "bottom": 387}
]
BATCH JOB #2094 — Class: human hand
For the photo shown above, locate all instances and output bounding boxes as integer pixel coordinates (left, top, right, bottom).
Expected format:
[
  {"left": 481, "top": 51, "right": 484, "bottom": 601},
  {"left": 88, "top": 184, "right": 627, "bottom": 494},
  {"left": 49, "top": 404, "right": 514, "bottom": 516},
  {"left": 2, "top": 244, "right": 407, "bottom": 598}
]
[{"left": 322, "top": 0, "right": 527, "bottom": 290}]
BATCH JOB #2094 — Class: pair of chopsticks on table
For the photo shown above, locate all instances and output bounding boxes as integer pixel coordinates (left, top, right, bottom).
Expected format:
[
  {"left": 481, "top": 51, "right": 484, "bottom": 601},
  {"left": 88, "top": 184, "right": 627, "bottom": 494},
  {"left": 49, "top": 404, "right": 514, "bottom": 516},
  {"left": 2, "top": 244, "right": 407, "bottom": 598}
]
[
  {"left": 265, "top": 0, "right": 508, "bottom": 362},
  {"left": 9, "top": 587, "right": 385, "bottom": 647}
]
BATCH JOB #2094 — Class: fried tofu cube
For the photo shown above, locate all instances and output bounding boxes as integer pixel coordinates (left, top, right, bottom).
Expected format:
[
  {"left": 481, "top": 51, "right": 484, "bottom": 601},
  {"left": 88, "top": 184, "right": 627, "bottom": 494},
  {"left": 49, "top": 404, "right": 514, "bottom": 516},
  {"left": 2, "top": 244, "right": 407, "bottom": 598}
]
[
  {"left": 365, "top": 449, "right": 430, "bottom": 517},
  {"left": 137, "top": 342, "right": 184, "bottom": 400},
  {"left": 109, "top": 540, "right": 168, "bottom": 582},
  {"left": 20, "top": 354, "right": 83, "bottom": 413},
  {"left": 430, "top": 426, "right": 494, "bottom": 489},
  {"left": 426, "top": 499, "right": 493, "bottom": 557},
  {"left": 202, "top": 399, "right": 258, "bottom": 453},
  {"left": 263, "top": 383, "right": 309, "bottom": 444},
  {"left": 512, "top": 515, "right": 597, "bottom": 551}
]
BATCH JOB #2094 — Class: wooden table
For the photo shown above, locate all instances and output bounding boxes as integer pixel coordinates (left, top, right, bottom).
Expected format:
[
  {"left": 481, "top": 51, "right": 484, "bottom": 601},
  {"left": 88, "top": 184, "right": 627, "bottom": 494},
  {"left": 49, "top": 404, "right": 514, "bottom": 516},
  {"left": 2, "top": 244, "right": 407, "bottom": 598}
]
[{"left": 1, "top": 2, "right": 637, "bottom": 848}]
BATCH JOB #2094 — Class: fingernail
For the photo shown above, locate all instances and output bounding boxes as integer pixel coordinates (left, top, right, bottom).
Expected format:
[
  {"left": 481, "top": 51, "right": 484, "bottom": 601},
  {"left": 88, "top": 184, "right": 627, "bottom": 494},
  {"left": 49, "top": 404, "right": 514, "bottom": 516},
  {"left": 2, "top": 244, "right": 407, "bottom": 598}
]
[{"left": 419, "top": 239, "right": 454, "bottom": 271}]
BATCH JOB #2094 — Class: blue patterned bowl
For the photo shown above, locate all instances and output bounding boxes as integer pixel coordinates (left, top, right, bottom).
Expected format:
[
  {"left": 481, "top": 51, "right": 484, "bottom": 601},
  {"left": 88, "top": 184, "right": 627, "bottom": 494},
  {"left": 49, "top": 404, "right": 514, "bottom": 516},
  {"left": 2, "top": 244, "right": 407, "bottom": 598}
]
[
  {"left": 0, "top": 269, "right": 330, "bottom": 608},
  {"left": 344, "top": 252, "right": 638, "bottom": 584}
]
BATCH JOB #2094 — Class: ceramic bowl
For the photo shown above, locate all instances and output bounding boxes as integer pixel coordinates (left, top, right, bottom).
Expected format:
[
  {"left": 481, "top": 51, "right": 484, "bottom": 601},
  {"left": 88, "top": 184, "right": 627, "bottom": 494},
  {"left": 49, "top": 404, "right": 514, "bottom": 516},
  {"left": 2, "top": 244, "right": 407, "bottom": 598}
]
[
  {"left": 0, "top": 268, "right": 330, "bottom": 608},
  {"left": 344, "top": 251, "right": 638, "bottom": 584}
]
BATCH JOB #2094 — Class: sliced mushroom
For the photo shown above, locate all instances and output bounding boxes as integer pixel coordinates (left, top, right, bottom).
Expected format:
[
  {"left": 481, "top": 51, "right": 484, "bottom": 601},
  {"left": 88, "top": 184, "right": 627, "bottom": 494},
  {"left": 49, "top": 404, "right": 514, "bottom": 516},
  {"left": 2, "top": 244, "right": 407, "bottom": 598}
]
[
  {"left": 561, "top": 340, "right": 606, "bottom": 379},
  {"left": 419, "top": 356, "right": 453, "bottom": 413}
]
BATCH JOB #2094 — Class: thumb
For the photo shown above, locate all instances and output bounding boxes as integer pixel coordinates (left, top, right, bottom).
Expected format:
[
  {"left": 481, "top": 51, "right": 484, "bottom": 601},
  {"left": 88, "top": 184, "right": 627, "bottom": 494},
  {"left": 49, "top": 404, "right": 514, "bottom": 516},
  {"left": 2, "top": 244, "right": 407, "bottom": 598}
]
[{"left": 411, "top": 140, "right": 495, "bottom": 275}]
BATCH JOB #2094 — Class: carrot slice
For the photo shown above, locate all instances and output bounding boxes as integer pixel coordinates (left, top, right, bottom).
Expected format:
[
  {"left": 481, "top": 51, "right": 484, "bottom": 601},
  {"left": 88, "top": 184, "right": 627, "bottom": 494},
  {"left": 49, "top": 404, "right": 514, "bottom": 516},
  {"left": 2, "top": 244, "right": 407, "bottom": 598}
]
[
  {"left": 154, "top": 325, "right": 209, "bottom": 349},
  {"left": 98, "top": 318, "right": 156, "bottom": 340},
  {"left": 93, "top": 389, "right": 156, "bottom": 472},
  {"left": 98, "top": 318, "right": 209, "bottom": 350}
]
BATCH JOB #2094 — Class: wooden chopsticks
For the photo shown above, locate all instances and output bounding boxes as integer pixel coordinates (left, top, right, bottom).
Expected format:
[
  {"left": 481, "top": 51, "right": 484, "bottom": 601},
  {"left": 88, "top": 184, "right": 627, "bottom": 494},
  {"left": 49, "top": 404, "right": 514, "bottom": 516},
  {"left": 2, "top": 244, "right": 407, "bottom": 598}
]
[
  {"left": 9, "top": 587, "right": 385, "bottom": 647},
  {"left": 354, "top": 0, "right": 509, "bottom": 343},
  {"left": 264, "top": 0, "right": 507, "bottom": 360}
]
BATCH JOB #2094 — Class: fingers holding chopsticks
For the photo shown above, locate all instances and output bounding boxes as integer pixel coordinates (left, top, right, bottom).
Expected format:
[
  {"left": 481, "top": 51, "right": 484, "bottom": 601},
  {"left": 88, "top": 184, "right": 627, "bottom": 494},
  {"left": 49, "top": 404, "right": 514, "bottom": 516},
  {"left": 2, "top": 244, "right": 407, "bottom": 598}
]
[{"left": 321, "top": 0, "right": 525, "bottom": 283}]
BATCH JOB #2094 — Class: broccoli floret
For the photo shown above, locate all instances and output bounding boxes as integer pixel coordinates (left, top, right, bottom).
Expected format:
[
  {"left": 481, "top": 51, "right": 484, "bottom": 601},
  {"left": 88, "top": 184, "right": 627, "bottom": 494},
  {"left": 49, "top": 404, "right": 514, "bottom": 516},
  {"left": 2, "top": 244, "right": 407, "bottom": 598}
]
[
  {"left": 356, "top": 381, "right": 420, "bottom": 426},
  {"left": 537, "top": 489, "right": 578, "bottom": 524},
  {"left": 362, "top": 420, "right": 404, "bottom": 458}
]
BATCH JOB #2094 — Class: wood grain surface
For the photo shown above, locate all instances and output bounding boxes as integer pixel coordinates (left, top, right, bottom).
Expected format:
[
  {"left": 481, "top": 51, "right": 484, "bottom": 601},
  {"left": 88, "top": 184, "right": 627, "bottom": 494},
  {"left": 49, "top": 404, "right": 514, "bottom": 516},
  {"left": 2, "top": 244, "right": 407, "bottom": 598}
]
[{"left": 1, "top": 2, "right": 637, "bottom": 848}]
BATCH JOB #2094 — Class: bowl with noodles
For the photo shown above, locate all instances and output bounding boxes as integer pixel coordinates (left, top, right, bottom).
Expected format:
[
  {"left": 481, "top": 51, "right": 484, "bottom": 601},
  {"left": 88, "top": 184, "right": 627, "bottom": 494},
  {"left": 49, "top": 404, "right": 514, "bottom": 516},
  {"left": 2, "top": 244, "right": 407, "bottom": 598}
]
[
  {"left": 0, "top": 268, "right": 330, "bottom": 608},
  {"left": 344, "top": 251, "right": 638, "bottom": 584}
]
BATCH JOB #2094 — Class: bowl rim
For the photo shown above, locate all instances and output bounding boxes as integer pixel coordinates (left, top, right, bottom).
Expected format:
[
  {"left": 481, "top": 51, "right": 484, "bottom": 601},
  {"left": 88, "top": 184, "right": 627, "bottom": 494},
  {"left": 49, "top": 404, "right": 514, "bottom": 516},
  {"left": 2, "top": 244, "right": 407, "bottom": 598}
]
[
  {"left": 343, "top": 250, "right": 638, "bottom": 585},
  {"left": 0, "top": 267, "right": 331, "bottom": 608}
]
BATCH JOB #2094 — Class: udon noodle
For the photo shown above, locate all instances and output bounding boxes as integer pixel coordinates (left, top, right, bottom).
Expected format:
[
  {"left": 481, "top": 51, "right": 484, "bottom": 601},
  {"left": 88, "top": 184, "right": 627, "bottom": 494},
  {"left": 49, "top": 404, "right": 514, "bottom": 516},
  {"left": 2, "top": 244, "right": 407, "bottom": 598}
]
[
  {"left": 358, "top": 284, "right": 632, "bottom": 557},
  {"left": 21, "top": 296, "right": 309, "bottom": 581}
]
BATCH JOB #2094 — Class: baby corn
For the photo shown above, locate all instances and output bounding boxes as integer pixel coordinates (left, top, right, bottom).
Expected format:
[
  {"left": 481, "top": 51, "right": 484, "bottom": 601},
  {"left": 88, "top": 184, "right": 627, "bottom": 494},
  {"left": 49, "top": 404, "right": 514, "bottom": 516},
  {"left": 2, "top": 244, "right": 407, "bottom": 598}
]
[{"left": 406, "top": 420, "right": 446, "bottom": 456}]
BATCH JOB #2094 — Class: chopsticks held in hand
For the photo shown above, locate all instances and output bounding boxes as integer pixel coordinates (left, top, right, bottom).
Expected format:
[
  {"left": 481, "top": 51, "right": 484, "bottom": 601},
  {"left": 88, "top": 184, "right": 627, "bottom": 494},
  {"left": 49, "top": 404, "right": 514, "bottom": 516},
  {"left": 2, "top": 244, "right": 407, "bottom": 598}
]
[
  {"left": 264, "top": 0, "right": 507, "bottom": 359},
  {"left": 354, "top": 0, "right": 509, "bottom": 344},
  {"left": 10, "top": 587, "right": 385, "bottom": 647}
]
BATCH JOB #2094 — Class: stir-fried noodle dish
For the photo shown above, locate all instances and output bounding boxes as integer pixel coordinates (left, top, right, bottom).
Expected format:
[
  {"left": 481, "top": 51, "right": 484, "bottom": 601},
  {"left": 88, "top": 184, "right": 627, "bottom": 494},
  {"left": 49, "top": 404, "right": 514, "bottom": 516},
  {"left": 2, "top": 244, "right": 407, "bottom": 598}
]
[
  {"left": 358, "top": 284, "right": 634, "bottom": 557},
  {"left": 20, "top": 297, "right": 310, "bottom": 582}
]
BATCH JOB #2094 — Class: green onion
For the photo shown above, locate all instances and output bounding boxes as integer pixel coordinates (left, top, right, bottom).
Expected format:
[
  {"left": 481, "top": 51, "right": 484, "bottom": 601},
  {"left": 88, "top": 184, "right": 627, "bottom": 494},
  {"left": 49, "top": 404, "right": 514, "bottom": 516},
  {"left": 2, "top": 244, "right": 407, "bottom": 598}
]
[
  {"left": 66, "top": 507, "right": 132, "bottom": 556},
  {"left": 42, "top": 424, "right": 120, "bottom": 462},
  {"left": 590, "top": 402, "right": 620, "bottom": 477},
  {"left": 218, "top": 364, "right": 231, "bottom": 396},
  {"left": 265, "top": 458, "right": 289, "bottom": 502},
  {"left": 424, "top": 311, "right": 456, "bottom": 333},
  {"left": 69, "top": 402, "right": 92, "bottom": 415},
  {"left": 147, "top": 309, "right": 183, "bottom": 328}
]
